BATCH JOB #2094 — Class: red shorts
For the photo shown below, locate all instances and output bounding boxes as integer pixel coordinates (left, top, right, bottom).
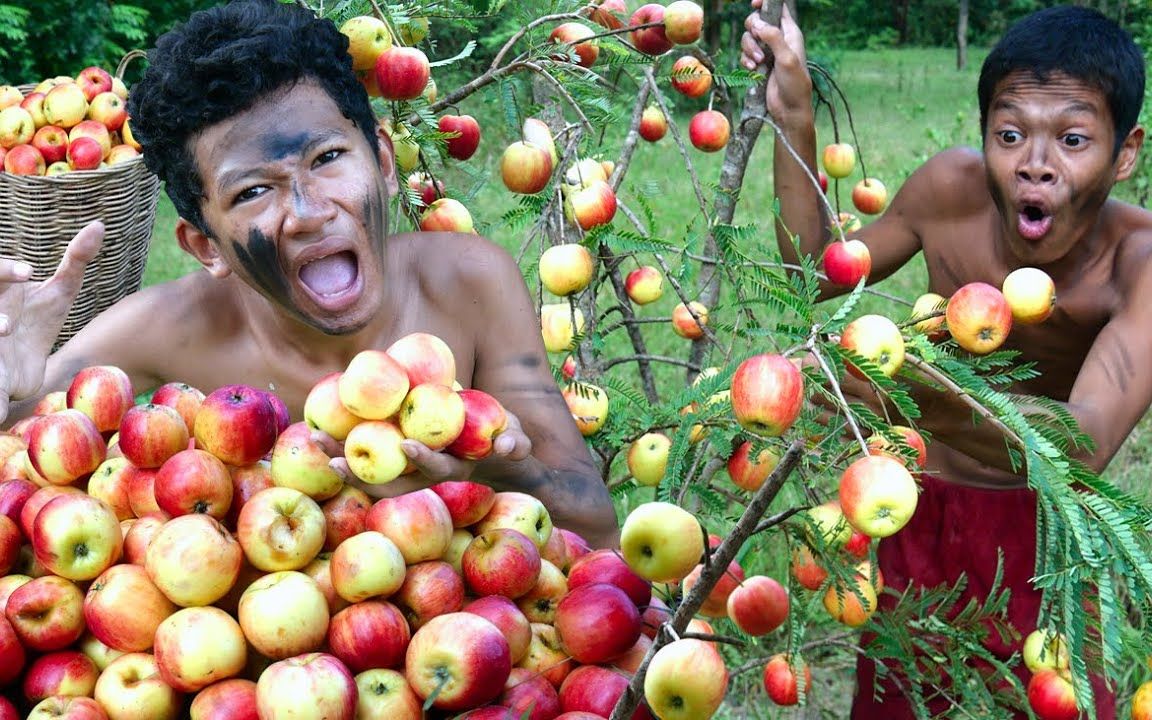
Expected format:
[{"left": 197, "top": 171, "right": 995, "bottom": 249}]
[{"left": 850, "top": 474, "right": 1116, "bottom": 719}]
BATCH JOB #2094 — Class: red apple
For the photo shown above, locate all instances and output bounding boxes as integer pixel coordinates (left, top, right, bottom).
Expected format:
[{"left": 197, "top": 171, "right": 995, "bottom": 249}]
[
  {"left": 1002, "top": 266, "right": 1056, "bottom": 325},
  {"left": 567, "top": 547, "right": 651, "bottom": 607},
  {"left": 227, "top": 462, "right": 274, "bottom": 527},
  {"left": 444, "top": 389, "right": 508, "bottom": 461},
  {"left": 121, "top": 511, "right": 167, "bottom": 565},
  {"left": 867, "top": 424, "right": 928, "bottom": 469},
  {"left": 304, "top": 373, "right": 361, "bottom": 441},
  {"left": 365, "top": 488, "right": 453, "bottom": 564},
  {"left": 338, "top": 350, "right": 410, "bottom": 420},
  {"left": 189, "top": 678, "right": 258, "bottom": 720},
  {"left": 852, "top": 177, "right": 888, "bottom": 215},
  {"left": 638, "top": 106, "right": 667, "bottom": 142},
  {"left": 838, "top": 454, "right": 919, "bottom": 538},
  {"left": 822, "top": 239, "right": 872, "bottom": 286},
  {"left": 193, "top": 384, "right": 279, "bottom": 466},
  {"left": 682, "top": 561, "right": 746, "bottom": 617},
  {"left": 727, "top": 575, "right": 789, "bottom": 636},
  {"left": 625, "top": 265, "right": 663, "bottom": 304},
  {"left": 154, "top": 447, "right": 233, "bottom": 518},
  {"left": 394, "top": 559, "right": 465, "bottom": 628},
  {"left": 22, "top": 650, "right": 98, "bottom": 703},
  {"left": 327, "top": 600, "right": 410, "bottom": 673},
  {"left": 439, "top": 114, "right": 481, "bottom": 161},
  {"left": 32, "top": 493, "right": 122, "bottom": 580},
  {"left": 31, "top": 125, "right": 69, "bottom": 165},
  {"left": 664, "top": 1, "right": 704, "bottom": 44},
  {"left": 822, "top": 142, "right": 856, "bottom": 179},
  {"left": 0, "top": 477, "right": 37, "bottom": 523},
  {"left": 726, "top": 441, "right": 780, "bottom": 492},
  {"left": 255, "top": 653, "right": 357, "bottom": 720},
  {"left": 0, "top": 614, "right": 25, "bottom": 686},
  {"left": 688, "top": 110, "right": 729, "bottom": 152},
  {"left": 670, "top": 56, "right": 711, "bottom": 98},
  {"left": 126, "top": 466, "right": 162, "bottom": 517},
  {"left": 840, "top": 313, "right": 906, "bottom": 379},
  {"left": 1027, "top": 669, "right": 1079, "bottom": 720},
  {"left": 590, "top": 0, "right": 626, "bottom": 30},
  {"left": 630, "top": 4, "right": 673, "bottom": 55},
  {"left": 75, "top": 66, "right": 113, "bottom": 102},
  {"left": 559, "top": 664, "right": 651, "bottom": 719},
  {"left": 404, "top": 612, "right": 512, "bottom": 711},
  {"left": 385, "top": 331, "right": 457, "bottom": 387},
  {"left": 321, "top": 484, "right": 371, "bottom": 550},
  {"left": 500, "top": 667, "right": 561, "bottom": 720},
  {"left": 150, "top": 382, "right": 205, "bottom": 434},
  {"left": 671, "top": 301, "right": 709, "bottom": 339},
  {"left": 549, "top": 22, "right": 599, "bottom": 68},
  {"left": 406, "top": 171, "right": 445, "bottom": 206},
  {"left": 730, "top": 354, "right": 804, "bottom": 437},
  {"left": 270, "top": 421, "right": 343, "bottom": 501},
  {"left": 20, "top": 485, "right": 82, "bottom": 538},
  {"left": 763, "top": 654, "right": 811, "bottom": 705},
  {"left": 84, "top": 563, "right": 176, "bottom": 652},
  {"left": 554, "top": 582, "right": 641, "bottom": 664},
  {"left": 329, "top": 530, "right": 407, "bottom": 603},
  {"left": 397, "top": 383, "right": 466, "bottom": 450},
  {"left": 5, "top": 574, "right": 85, "bottom": 652},
  {"left": 375, "top": 46, "right": 431, "bottom": 101},
  {"left": 87, "top": 91, "right": 127, "bottom": 132},
  {"left": 26, "top": 696, "right": 107, "bottom": 720},
  {"left": 462, "top": 527, "right": 543, "bottom": 599},
  {"left": 420, "top": 198, "right": 475, "bottom": 233},
  {"left": 3, "top": 142, "right": 45, "bottom": 175},
  {"left": 502, "top": 140, "right": 554, "bottom": 195},
  {"left": 564, "top": 180, "right": 617, "bottom": 230},
  {"left": 430, "top": 480, "right": 496, "bottom": 527},
  {"left": 0, "top": 513, "right": 19, "bottom": 575},
  {"left": 27, "top": 409, "right": 106, "bottom": 485},
  {"left": 42, "top": 83, "right": 88, "bottom": 130},
  {"left": 116, "top": 405, "right": 188, "bottom": 471},
  {"left": 69, "top": 120, "right": 113, "bottom": 157},
  {"left": 464, "top": 595, "right": 533, "bottom": 666},
  {"left": 340, "top": 15, "right": 393, "bottom": 71}
]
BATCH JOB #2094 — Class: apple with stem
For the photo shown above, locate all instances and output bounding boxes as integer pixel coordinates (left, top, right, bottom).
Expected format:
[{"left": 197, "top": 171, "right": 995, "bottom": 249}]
[
  {"left": 643, "top": 638, "right": 728, "bottom": 719},
  {"left": 619, "top": 501, "right": 703, "bottom": 583},
  {"left": 823, "top": 239, "right": 871, "bottom": 286},
  {"left": 945, "top": 281, "right": 1014, "bottom": 355},
  {"left": 840, "top": 313, "right": 906, "bottom": 379}
]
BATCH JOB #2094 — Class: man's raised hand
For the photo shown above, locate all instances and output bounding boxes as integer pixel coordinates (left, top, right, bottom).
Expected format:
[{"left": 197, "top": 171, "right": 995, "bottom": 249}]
[
  {"left": 0, "top": 221, "right": 105, "bottom": 423},
  {"left": 740, "top": 3, "right": 813, "bottom": 127}
]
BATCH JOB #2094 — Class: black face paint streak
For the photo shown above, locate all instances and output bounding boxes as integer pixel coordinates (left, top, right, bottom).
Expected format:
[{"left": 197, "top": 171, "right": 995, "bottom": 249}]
[
  {"left": 232, "top": 227, "right": 295, "bottom": 310},
  {"left": 262, "top": 132, "right": 313, "bottom": 162},
  {"left": 362, "top": 192, "right": 387, "bottom": 257}
]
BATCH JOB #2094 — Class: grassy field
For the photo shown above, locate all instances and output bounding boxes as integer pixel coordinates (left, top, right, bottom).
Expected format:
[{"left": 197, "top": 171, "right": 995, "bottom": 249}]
[{"left": 137, "top": 45, "right": 1150, "bottom": 714}]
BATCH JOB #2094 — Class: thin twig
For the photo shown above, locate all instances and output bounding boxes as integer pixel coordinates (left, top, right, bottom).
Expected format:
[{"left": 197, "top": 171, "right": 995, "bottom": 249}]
[
  {"left": 809, "top": 341, "right": 871, "bottom": 455},
  {"left": 602, "top": 354, "right": 702, "bottom": 372}
]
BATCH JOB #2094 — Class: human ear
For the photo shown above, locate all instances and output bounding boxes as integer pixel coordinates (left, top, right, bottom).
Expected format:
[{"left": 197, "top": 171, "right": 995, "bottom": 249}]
[
  {"left": 1114, "top": 125, "right": 1145, "bottom": 182},
  {"left": 176, "top": 218, "right": 232, "bottom": 279},
  {"left": 375, "top": 128, "right": 399, "bottom": 197}
]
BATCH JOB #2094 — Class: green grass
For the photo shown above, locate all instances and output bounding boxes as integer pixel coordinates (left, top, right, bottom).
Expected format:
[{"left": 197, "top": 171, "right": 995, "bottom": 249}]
[{"left": 138, "top": 45, "right": 1151, "bottom": 714}]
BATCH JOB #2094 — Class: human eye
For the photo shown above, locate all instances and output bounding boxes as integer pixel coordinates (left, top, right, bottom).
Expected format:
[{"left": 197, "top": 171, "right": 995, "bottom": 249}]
[
  {"left": 314, "top": 148, "right": 345, "bottom": 166},
  {"left": 233, "top": 186, "right": 268, "bottom": 204},
  {"left": 1061, "top": 133, "right": 1087, "bottom": 148},
  {"left": 997, "top": 130, "right": 1022, "bottom": 144}
]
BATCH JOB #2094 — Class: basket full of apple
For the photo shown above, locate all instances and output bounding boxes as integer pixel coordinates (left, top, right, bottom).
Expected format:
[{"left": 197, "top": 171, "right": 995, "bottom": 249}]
[{"left": 0, "top": 58, "right": 161, "bottom": 351}]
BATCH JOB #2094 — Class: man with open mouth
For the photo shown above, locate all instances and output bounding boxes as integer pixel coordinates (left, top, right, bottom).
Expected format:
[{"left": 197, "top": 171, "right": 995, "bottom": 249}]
[
  {"left": 0, "top": 0, "right": 618, "bottom": 549},
  {"left": 743, "top": 3, "right": 1149, "bottom": 719}
]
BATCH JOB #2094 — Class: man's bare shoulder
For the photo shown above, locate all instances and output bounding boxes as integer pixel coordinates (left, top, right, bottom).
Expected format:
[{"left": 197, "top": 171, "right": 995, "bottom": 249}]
[
  {"left": 391, "top": 230, "right": 523, "bottom": 300},
  {"left": 1109, "top": 200, "right": 1152, "bottom": 295},
  {"left": 902, "top": 147, "right": 990, "bottom": 217}
]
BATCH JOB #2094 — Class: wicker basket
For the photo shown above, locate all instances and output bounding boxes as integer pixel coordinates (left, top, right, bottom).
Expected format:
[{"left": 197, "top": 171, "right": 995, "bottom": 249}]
[{"left": 1, "top": 53, "right": 161, "bottom": 350}]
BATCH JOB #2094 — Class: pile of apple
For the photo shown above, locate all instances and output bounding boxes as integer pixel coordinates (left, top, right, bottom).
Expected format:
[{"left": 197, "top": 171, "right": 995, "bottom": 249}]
[
  {"left": 0, "top": 67, "right": 141, "bottom": 177},
  {"left": 0, "top": 329, "right": 755, "bottom": 720}
]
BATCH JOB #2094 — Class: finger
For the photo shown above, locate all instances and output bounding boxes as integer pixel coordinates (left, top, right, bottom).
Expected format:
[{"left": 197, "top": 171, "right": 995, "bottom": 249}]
[
  {"left": 493, "top": 430, "right": 532, "bottom": 461},
  {"left": 328, "top": 457, "right": 353, "bottom": 482},
  {"left": 401, "top": 439, "right": 467, "bottom": 481},
  {"left": 310, "top": 429, "right": 345, "bottom": 458},
  {"left": 740, "top": 32, "right": 765, "bottom": 69},
  {"left": 0, "top": 314, "right": 11, "bottom": 336},
  {"left": 45, "top": 221, "right": 105, "bottom": 297},
  {"left": 0, "top": 260, "right": 34, "bottom": 285}
]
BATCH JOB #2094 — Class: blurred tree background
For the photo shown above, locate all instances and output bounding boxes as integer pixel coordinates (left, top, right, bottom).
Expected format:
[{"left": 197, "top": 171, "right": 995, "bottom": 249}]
[{"left": 0, "top": 0, "right": 1146, "bottom": 88}]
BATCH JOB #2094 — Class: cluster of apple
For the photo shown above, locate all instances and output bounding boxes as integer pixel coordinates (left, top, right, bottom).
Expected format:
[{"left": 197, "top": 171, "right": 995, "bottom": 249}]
[
  {"left": 819, "top": 142, "right": 888, "bottom": 229},
  {"left": 302, "top": 332, "right": 510, "bottom": 485},
  {"left": 0, "top": 345, "right": 743, "bottom": 718},
  {"left": 827, "top": 263, "right": 1056, "bottom": 375},
  {"left": 0, "top": 67, "right": 140, "bottom": 177}
]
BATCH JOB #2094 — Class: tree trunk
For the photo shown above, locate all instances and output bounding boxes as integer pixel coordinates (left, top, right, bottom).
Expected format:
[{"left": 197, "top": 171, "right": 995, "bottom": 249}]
[
  {"left": 956, "top": 0, "right": 969, "bottom": 70},
  {"left": 894, "top": 0, "right": 911, "bottom": 44}
]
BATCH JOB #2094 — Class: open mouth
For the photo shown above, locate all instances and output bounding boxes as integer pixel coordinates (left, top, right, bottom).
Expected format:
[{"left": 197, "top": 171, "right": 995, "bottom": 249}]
[
  {"left": 1016, "top": 203, "right": 1053, "bottom": 242},
  {"left": 298, "top": 250, "right": 361, "bottom": 309}
]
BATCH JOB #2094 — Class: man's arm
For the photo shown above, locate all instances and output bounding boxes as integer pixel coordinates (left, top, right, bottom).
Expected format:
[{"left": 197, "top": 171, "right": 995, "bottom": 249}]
[
  {"left": 841, "top": 241, "right": 1152, "bottom": 474},
  {"left": 742, "top": 8, "right": 925, "bottom": 301},
  {"left": 463, "top": 239, "right": 619, "bottom": 549}
]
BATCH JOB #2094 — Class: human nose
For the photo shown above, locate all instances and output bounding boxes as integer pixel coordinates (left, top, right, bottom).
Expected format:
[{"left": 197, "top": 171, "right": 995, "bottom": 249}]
[
  {"left": 281, "top": 178, "right": 336, "bottom": 235},
  {"left": 1016, "top": 140, "right": 1056, "bottom": 185}
]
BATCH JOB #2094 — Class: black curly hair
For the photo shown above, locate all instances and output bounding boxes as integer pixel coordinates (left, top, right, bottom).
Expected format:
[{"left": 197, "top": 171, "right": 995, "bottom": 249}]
[{"left": 127, "top": 0, "right": 379, "bottom": 235}]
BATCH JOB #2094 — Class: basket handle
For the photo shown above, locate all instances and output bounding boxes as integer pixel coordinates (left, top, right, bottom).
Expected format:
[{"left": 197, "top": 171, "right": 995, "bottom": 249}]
[{"left": 115, "top": 50, "right": 148, "bottom": 81}]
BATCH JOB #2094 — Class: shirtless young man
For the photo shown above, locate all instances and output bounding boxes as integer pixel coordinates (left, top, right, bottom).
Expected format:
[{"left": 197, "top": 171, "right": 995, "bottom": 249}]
[
  {"left": 0, "top": 0, "right": 618, "bottom": 548},
  {"left": 741, "top": 4, "right": 1150, "bottom": 718}
]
